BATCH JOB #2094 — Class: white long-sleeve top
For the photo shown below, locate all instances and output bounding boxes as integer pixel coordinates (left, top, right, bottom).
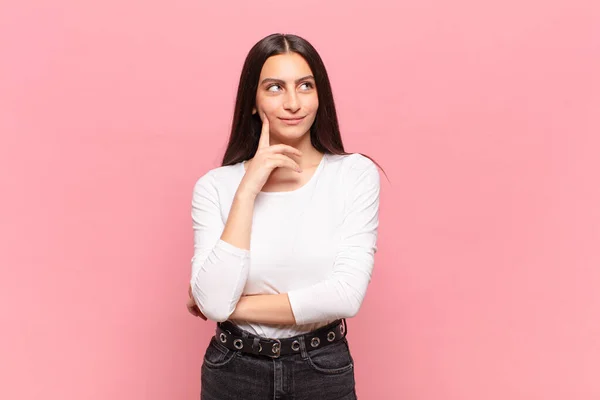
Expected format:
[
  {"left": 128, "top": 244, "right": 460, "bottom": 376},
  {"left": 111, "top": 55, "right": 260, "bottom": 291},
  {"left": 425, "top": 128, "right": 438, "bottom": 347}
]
[{"left": 190, "top": 152, "right": 380, "bottom": 339}]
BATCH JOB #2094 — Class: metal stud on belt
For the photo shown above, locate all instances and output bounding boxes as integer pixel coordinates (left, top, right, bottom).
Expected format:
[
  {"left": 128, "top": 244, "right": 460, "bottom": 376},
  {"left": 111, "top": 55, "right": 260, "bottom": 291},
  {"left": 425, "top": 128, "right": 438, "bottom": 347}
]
[
  {"left": 291, "top": 340, "right": 300, "bottom": 351},
  {"left": 271, "top": 339, "right": 281, "bottom": 357}
]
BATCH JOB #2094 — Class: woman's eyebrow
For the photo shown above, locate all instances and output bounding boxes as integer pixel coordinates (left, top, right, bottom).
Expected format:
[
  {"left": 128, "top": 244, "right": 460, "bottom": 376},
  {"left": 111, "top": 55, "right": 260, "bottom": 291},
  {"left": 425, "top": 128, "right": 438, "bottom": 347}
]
[{"left": 260, "top": 75, "right": 315, "bottom": 85}]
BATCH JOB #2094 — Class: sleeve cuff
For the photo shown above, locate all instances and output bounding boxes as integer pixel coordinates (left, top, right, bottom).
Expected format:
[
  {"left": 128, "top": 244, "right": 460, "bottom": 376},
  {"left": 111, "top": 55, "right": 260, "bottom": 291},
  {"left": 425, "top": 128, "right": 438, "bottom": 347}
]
[{"left": 287, "top": 290, "right": 306, "bottom": 325}]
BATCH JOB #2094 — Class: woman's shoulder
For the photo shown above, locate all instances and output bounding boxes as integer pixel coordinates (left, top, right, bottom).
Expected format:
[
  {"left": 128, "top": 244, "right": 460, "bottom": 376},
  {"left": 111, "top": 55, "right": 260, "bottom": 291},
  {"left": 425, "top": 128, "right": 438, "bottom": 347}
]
[
  {"left": 327, "top": 152, "right": 378, "bottom": 175},
  {"left": 192, "top": 162, "right": 243, "bottom": 193},
  {"left": 321, "top": 153, "right": 379, "bottom": 193}
]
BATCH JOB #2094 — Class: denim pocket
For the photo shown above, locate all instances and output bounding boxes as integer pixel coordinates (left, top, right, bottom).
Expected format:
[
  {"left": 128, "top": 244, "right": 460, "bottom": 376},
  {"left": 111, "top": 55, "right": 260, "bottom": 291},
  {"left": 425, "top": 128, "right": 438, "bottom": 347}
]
[
  {"left": 202, "top": 336, "right": 239, "bottom": 369},
  {"left": 305, "top": 338, "right": 354, "bottom": 375}
]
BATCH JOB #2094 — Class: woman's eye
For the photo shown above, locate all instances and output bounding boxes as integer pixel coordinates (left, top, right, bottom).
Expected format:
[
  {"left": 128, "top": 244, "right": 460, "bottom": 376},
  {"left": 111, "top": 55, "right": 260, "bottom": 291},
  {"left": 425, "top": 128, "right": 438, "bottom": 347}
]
[{"left": 266, "top": 82, "right": 313, "bottom": 92}]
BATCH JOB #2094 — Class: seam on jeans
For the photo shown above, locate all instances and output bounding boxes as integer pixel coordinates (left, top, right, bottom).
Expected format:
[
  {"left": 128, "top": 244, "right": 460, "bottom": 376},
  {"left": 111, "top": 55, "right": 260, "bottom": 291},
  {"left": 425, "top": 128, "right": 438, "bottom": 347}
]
[
  {"left": 305, "top": 357, "right": 354, "bottom": 375},
  {"left": 210, "top": 337, "right": 229, "bottom": 355},
  {"left": 203, "top": 351, "right": 239, "bottom": 369}
]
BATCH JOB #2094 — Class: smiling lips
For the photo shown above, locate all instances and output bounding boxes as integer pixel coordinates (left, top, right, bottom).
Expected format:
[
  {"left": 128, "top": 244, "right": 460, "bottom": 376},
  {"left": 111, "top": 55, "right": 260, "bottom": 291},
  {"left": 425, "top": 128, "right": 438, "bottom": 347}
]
[{"left": 279, "top": 116, "right": 306, "bottom": 125}]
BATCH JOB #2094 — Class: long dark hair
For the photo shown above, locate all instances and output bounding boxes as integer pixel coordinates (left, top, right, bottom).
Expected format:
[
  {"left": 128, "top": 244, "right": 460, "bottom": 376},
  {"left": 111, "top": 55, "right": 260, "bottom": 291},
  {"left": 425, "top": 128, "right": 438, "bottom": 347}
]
[{"left": 221, "top": 33, "right": 387, "bottom": 180}]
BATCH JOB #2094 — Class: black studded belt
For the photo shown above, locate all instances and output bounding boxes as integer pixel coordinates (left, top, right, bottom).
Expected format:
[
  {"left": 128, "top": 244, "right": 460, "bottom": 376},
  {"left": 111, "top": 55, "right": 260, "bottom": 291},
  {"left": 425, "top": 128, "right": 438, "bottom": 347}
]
[{"left": 215, "top": 318, "right": 347, "bottom": 358}]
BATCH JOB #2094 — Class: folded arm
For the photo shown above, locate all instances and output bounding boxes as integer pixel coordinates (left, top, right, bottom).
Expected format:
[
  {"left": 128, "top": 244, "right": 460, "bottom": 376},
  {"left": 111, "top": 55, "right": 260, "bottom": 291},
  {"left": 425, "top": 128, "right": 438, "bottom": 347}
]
[
  {"left": 189, "top": 171, "right": 255, "bottom": 322},
  {"left": 230, "top": 159, "right": 381, "bottom": 325}
]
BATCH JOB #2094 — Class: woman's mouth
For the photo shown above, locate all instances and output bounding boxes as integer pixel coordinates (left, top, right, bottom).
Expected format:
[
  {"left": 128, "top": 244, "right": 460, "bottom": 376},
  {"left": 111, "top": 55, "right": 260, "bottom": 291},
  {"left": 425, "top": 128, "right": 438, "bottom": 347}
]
[{"left": 279, "top": 116, "right": 306, "bottom": 126}]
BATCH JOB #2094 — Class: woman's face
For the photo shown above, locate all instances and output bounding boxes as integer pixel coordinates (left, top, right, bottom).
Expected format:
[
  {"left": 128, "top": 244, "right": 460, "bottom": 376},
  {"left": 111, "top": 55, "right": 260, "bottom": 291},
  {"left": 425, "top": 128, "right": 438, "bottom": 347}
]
[{"left": 253, "top": 52, "right": 319, "bottom": 142}]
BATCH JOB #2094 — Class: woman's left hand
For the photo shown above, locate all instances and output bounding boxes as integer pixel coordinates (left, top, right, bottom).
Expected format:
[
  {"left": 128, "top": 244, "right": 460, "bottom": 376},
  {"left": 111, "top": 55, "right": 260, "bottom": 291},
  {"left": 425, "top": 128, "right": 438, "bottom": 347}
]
[{"left": 187, "top": 285, "right": 207, "bottom": 320}]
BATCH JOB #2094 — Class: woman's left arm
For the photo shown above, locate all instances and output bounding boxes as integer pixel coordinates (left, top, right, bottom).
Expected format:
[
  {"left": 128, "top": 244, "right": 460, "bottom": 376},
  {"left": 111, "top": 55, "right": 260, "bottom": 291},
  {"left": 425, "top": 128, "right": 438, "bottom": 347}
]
[
  {"left": 229, "top": 293, "right": 296, "bottom": 325},
  {"left": 230, "top": 158, "right": 380, "bottom": 326}
]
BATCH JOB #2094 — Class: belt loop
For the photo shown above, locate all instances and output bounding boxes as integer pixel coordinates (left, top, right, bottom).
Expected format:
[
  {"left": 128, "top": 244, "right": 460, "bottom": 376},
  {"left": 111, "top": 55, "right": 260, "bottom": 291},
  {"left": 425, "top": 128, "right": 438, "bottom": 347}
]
[
  {"left": 298, "top": 336, "right": 309, "bottom": 360},
  {"left": 252, "top": 337, "right": 261, "bottom": 352},
  {"left": 241, "top": 330, "right": 249, "bottom": 339}
]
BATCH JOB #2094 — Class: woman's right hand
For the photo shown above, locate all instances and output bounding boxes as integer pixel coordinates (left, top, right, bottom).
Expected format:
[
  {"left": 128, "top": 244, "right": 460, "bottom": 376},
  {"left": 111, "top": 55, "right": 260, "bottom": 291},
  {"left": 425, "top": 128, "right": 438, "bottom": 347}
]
[
  {"left": 238, "top": 112, "right": 303, "bottom": 198},
  {"left": 187, "top": 284, "right": 207, "bottom": 320}
]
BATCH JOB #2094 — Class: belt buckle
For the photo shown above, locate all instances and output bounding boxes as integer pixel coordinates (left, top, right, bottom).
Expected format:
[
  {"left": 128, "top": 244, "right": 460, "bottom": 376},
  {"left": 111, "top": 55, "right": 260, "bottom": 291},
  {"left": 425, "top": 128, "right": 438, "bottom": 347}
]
[{"left": 268, "top": 339, "right": 281, "bottom": 358}]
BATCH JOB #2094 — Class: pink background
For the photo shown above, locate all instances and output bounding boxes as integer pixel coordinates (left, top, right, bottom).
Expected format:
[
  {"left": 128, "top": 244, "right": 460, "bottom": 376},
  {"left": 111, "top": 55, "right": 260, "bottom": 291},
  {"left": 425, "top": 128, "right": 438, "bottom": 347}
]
[{"left": 1, "top": 0, "right": 599, "bottom": 399}]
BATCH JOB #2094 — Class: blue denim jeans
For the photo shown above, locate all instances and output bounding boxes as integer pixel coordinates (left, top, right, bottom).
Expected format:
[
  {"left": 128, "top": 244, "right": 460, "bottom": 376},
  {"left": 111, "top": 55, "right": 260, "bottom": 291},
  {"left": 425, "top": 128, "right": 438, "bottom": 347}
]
[{"left": 200, "top": 324, "right": 357, "bottom": 399}]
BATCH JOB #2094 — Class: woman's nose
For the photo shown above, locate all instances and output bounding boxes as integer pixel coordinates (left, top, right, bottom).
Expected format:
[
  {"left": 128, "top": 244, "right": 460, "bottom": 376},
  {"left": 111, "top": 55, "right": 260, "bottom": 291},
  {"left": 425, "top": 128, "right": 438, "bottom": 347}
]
[{"left": 283, "top": 92, "right": 300, "bottom": 112}]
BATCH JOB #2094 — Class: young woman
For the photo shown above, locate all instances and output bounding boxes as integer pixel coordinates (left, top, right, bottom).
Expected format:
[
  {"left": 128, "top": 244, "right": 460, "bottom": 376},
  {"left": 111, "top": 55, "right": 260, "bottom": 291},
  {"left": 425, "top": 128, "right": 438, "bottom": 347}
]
[{"left": 186, "top": 33, "right": 383, "bottom": 400}]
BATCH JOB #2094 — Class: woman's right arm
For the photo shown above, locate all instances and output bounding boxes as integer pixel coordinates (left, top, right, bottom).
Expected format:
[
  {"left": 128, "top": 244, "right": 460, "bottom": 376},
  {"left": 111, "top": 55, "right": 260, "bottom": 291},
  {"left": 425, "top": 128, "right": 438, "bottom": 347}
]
[
  {"left": 220, "top": 190, "right": 257, "bottom": 251},
  {"left": 189, "top": 172, "right": 255, "bottom": 323},
  {"left": 189, "top": 112, "right": 302, "bottom": 322}
]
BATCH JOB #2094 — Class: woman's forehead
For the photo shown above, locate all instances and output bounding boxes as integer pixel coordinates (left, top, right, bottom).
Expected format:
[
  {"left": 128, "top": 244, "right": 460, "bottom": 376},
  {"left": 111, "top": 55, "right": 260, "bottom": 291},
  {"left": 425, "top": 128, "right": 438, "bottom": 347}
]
[{"left": 260, "top": 53, "right": 313, "bottom": 79}]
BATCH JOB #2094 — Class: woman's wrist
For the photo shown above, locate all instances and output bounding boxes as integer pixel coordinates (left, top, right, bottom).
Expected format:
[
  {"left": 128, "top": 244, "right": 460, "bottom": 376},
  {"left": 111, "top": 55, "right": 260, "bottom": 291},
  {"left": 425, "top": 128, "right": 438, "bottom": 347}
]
[{"left": 234, "top": 189, "right": 256, "bottom": 202}]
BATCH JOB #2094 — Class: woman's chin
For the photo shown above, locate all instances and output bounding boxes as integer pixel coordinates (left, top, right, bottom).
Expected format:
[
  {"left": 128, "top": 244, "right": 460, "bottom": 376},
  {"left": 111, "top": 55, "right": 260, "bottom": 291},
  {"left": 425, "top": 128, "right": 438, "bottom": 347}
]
[{"left": 273, "top": 128, "right": 310, "bottom": 141}]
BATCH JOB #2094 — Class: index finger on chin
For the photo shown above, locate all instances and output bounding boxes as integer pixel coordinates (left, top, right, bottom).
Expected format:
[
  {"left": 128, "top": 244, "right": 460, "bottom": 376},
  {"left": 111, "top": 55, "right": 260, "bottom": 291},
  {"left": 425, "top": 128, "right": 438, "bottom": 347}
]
[{"left": 258, "top": 112, "right": 270, "bottom": 149}]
